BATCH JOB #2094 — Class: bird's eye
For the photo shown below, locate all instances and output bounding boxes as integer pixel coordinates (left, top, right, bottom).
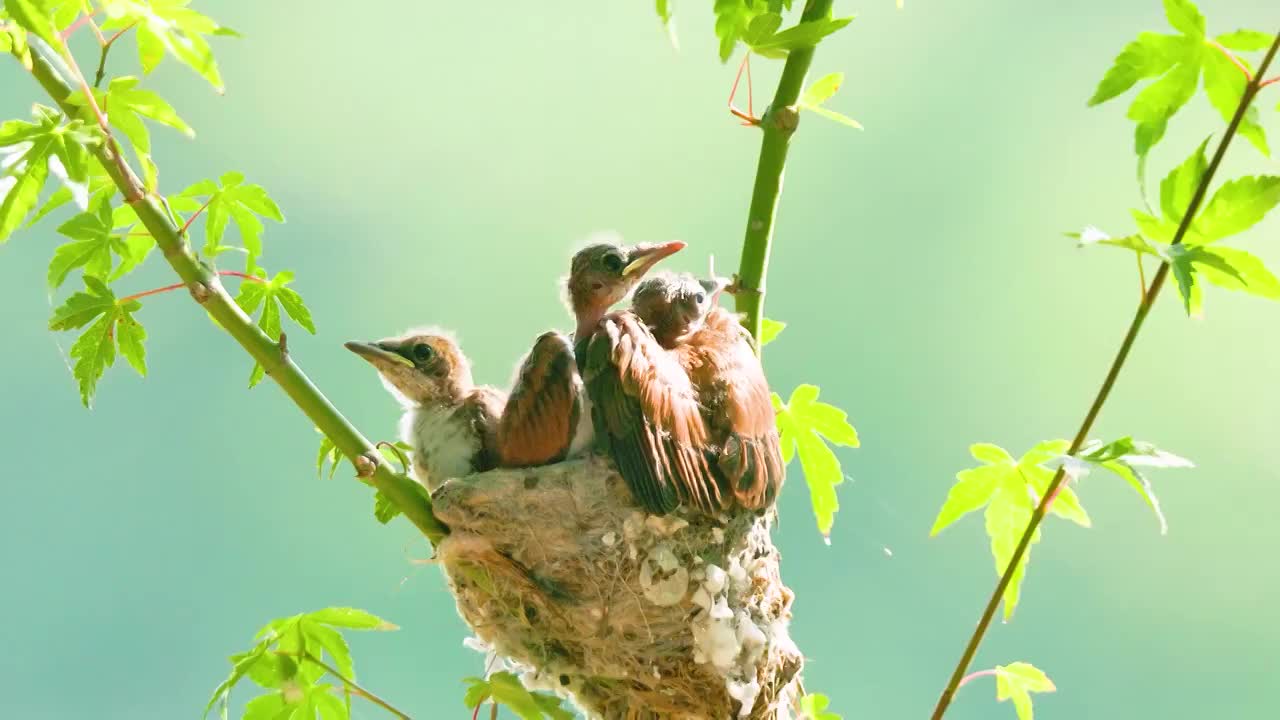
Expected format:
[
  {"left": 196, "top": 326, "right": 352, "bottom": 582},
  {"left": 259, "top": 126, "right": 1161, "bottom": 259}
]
[
  {"left": 601, "top": 253, "right": 625, "bottom": 273},
  {"left": 412, "top": 343, "right": 434, "bottom": 363},
  {"left": 694, "top": 293, "right": 706, "bottom": 304}
]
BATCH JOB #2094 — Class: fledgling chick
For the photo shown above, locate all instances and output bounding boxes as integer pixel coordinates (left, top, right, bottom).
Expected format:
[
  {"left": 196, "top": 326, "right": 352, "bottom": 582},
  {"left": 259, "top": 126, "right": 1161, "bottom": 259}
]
[
  {"left": 580, "top": 271, "right": 721, "bottom": 515},
  {"left": 648, "top": 273, "right": 785, "bottom": 512},
  {"left": 345, "top": 329, "right": 505, "bottom": 492},
  {"left": 495, "top": 237, "right": 686, "bottom": 468}
]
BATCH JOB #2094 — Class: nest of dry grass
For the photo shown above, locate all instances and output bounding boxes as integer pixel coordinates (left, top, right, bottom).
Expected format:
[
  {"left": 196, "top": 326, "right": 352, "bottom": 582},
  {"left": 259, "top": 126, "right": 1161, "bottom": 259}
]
[{"left": 430, "top": 457, "right": 805, "bottom": 720}]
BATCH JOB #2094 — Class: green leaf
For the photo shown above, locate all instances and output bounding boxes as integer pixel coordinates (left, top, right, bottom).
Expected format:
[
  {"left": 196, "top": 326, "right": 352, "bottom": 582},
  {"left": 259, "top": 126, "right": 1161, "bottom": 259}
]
[
  {"left": 971, "top": 443, "right": 1014, "bottom": 465},
  {"left": 68, "top": 311, "right": 117, "bottom": 407},
  {"left": 373, "top": 491, "right": 401, "bottom": 524},
  {"left": 179, "top": 173, "right": 284, "bottom": 261},
  {"left": 202, "top": 638, "right": 271, "bottom": 719},
  {"left": 1072, "top": 226, "right": 1165, "bottom": 258},
  {"left": 1167, "top": 245, "right": 1202, "bottom": 316},
  {"left": 798, "top": 693, "right": 842, "bottom": 720},
  {"left": 743, "top": 12, "right": 782, "bottom": 46},
  {"left": 305, "top": 607, "right": 397, "bottom": 631},
  {"left": 801, "top": 73, "right": 843, "bottom": 107},
  {"left": 985, "top": 470, "right": 1040, "bottom": 619},
  {"left": 47, "top": 195, "right": 116, "bottom": 288},
  {"left": 116, "top": 311, "right": 147, "bottom": 376},
  {"left": 235, "top": 267, "right": 312, "bottom": 387},
  {"left": 311, "top": 689, "right": 347, "bottom": 720},
  {"left": 1193, "top": 246, "right": 1280, "bottom": 300},
  {"left": 713, "top": 0, "right": 770, "bottom": 62},
  {"left": 1088, "top": 33, "right": 1187, "bottom": 106},
  {"left": 1159, "top": 138, "right": 1209, "bottom": 222},
  {"left": 487, "top": 672, "right": 554, "bottom": 720},
  {"left": 930, "top": 465, "right": 1001, "bottom": 536},
  {"left": 1129, "top": 208, "right": 1179, "bottom": 244},
  {"left": 1162, "top": 0, "right": 1204, "bottom": 38},
  {"left": 302, "top": 620, "right": 354, "bottom": 680},
  {"left": 995, "top": 662, "right": 1056, "bottom": 720},
  {"left": 751, "top": 16, "right": 854, "bottom": 58},
  {"left": 805, "top": 105, "right": 862, "bottom": 129},
  {"left": 759, "top": 317, "right": 786, "bottom": 346},
  {"left": 1, "top": 135, "right": 53, "bottom": 241},
  {"left": 4, "top": 0, "right": 57, "bottom": 46},
  {"left": 102, "top": 0, "right": 235, "bottom": 92},
  {"left": 241, "top": 693, "right": 287, "bottom": 720},
  {"left": 1126, "top": 55, "right": 1201, "bottom": 156},
  {"left": 1192, "top": 176, "right": 1280, "bottom": 242},
  {"left": 102, "top": 76, "right": 195, "bottom": 156},
  {"left": 1202, "top": 50, "right": 1268, "bottom": 156},
  {"left": 1077, "top": 437, "right": 1191, "bottom": 534},
  {"left": 1216, "top": 29, "right": 1273, "bottom": 51},
  {"left": 775, "top": 384, "right": 859, "bottom": 539},
  {"left": 49, "top": 275, "right": 117, "bottom": 330},
  {"left": 1017, "top": 442, "right": 1090, "bottom": 529}
]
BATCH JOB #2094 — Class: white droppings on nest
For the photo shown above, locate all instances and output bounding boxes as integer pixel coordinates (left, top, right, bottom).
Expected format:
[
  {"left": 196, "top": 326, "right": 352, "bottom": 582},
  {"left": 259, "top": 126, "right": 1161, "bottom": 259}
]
[{"left": 430, "top": 457, "right": 805, "bottom": 719}]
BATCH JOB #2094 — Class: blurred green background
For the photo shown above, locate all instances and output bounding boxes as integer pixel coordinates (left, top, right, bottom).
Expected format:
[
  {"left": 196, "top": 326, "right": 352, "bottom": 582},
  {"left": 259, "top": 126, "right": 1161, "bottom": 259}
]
[{"left": 3, "top": 1, "right": 1279, "bottom": 718}]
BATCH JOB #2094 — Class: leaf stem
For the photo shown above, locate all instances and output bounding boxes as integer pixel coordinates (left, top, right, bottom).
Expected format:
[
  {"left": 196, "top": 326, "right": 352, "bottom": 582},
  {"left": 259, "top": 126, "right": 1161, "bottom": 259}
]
[
  {"left": 1260, "top": 75, "right": 1279, "bottom": 88},
  {"left": 1208, "top": 40, "right": 1253, "bottom": 81},
  {"left": 956, "top": 668, "right": 997, "bottom": 689},
  {"left": 180, "top": 196, "right": 214, "bottom": 235},
  {"left": 929, "top": 28, "right": 1280, "bottom": 720},
  {"left": 295, "top": 650, "right": 413, "bottom": 720},
  {"left": 119, "top": 270, "right": 265, "bottom": 303},
  {"left": 24, "top": 40, "right": 449, "bottom": 544},
  {"left": 733, "top": 0, "right": 836, "bottom": 343}
]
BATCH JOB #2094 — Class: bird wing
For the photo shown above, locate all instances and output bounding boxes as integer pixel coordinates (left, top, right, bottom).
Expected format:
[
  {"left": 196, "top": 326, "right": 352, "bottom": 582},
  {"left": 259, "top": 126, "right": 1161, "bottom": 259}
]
[
  {"left": 495, "top": 331, "right": 582, "bottom": 467},
  {"left": 582, "top": 312, "right": 720, "bottom": 515},
  {"left": 695, "top": 309, "right": 785, "bottom": 511},
  {"left": 463, "top": 385, "right": 508, "bottom": 473}
]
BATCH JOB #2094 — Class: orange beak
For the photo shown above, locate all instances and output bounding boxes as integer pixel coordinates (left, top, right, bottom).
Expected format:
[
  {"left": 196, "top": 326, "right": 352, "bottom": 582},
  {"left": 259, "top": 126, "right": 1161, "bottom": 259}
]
[{"left": 622, "top": 240, "right": 686, "bottom": 278}]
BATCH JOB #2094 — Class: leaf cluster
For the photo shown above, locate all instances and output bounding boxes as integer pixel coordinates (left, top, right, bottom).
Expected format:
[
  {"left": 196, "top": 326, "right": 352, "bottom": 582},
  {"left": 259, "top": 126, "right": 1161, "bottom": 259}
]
[
  {"left": 204, "top": 607, "right": 398, "bottom": 720},
  {"left": 462, "top": 671, "right": 574, "bottom": 720}
]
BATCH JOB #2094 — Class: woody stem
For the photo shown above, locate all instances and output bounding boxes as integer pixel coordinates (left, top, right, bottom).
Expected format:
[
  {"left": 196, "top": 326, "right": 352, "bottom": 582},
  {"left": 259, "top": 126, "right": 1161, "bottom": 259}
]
[{"left": 734, "top": 0, "right": 834, "bottom": 344}]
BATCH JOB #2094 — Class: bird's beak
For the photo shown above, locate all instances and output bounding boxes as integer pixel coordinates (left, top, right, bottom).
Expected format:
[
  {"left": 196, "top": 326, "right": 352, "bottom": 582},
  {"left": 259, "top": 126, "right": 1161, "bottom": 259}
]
[
  {"left": 622, "top": 240, "right": 686, "bottom": 277},
  {"left": 345, "top": 341, "right": 415, "bottom": 368},
  {"left": 701, "top": 276, "right": 731, "bottom": 303}
]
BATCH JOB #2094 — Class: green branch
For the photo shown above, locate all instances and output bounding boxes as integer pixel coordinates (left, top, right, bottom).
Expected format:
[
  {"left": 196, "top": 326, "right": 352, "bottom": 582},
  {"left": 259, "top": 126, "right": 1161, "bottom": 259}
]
[
  {"left": 929, "top": 28, "right": 1280, "bottom": 720},
  {"left": 23, "top": 40, "right": 447, "bottom": 545},
  {"left": 734, "top": 0, "right": 835, "bottom": 341}
]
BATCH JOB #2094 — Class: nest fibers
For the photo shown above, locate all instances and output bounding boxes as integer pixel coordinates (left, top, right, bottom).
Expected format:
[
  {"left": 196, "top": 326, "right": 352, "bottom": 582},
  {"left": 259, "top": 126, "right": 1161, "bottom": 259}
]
[{"left": 430, "top": 457, "right": 805, "bottom": 720}]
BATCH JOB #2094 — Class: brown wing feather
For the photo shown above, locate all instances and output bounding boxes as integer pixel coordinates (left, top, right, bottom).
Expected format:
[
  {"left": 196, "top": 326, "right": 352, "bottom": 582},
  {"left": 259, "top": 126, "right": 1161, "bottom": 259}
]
[
  {"left": 462, "top": 385, "right": 507, "bottom": 473},
  {"left": 583, "top": 312, "right": 720, "bottom": 515},
  {"left": 685, "top": 309, "right": 785, "bottom": 511},
  {"left": 496, "top": 332, "right": 582, "bottom": 468}
]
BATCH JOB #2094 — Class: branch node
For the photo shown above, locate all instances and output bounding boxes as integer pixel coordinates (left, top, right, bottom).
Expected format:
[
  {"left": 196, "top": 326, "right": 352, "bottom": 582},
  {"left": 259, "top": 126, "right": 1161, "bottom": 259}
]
[
  {"left": 726, "top": 274, "right": 764, "bottom": 298},
  {"left": 770, "top": 105, "right": 800, "bottom": 134},
  {"left": 278, "top": 331, "right": 289, "bottom": 360},
  {"left": 354, "top": 452, "right": 379, "bottom": 479},
  {"left": 187, "top": 281, "right": 211, "bottom": 304}
]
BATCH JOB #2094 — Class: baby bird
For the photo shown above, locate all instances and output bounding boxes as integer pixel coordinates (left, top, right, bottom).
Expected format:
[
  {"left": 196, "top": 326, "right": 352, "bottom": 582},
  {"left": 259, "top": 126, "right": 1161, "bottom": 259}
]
[
  {"left": 583, "top": 271, "right": 784, "bottom": 515},
  {"left": 646, "top": 273, "right": 785, "bottom": 511},
  {"left": 345, "top": 329, "right": 505, "bottom": 491},
  {"left": 495, "top": 237, "right": 686, "bottom": 468}
]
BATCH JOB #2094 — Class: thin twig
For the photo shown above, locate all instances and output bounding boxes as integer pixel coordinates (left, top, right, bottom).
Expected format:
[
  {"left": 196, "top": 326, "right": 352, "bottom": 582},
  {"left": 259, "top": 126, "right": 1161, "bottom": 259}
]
[
  {"left": 1260, "top": 75, "right": 1279, "bottom": 88},
  {"left": 929, "top": 28, "right": 1280, "bottom": 720},
  {"left": 294, "top": 651, "right": 413, "bottom": 720},
  {"left": 94, "top": 20, "right": 138, "bottom": 88},
  {"left": 1135, "top": 252, "right": 1147, "bottom": 300}
]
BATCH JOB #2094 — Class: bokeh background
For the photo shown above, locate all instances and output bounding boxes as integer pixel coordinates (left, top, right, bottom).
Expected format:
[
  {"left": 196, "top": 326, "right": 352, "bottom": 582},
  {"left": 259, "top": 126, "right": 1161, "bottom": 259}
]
[{"left": 2, "top": 1, "right": 1278, "bottom": 718}]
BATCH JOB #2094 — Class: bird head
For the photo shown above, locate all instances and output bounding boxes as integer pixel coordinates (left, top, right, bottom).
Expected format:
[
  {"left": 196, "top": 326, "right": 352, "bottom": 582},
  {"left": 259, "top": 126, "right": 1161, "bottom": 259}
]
[
  {"left": 565, "top": 237, "right": 686, "bottom": 333},
  {"left": 345, "top": 328, "right": 474, "bottom": 408},
  {"left": 632, "top": 272, "right": 730, "bottom": 347}
]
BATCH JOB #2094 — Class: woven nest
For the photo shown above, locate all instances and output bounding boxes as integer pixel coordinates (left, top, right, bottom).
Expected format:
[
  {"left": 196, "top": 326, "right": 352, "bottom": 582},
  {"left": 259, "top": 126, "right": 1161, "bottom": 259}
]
[{"left": 430, "top": 457, "right": 804, "bottom": 720}]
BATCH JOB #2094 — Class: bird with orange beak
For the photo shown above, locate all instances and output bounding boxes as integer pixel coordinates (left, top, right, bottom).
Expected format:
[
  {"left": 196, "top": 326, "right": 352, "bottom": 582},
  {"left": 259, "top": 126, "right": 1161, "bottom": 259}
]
[
  {"left": 345, "top": 329, "right": 505, "bottom": 491},
  {"left": 583, "top": 271, "right": 784, "bottom": 514},
  {"left": 495, "top": 237, "right": 686, "bottom": 468}
]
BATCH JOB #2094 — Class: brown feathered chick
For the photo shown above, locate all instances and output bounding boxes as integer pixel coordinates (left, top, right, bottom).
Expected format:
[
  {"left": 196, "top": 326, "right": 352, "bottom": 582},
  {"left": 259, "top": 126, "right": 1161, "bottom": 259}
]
[{"left": 346, "top": 329, "right": 505, "bottom": 491}]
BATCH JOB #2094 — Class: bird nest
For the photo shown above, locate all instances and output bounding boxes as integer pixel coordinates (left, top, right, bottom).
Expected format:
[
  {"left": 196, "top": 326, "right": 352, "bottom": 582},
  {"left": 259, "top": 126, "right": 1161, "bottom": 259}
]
[{"left": 430, "top": 457, "right": 805, "bottom": 719}]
